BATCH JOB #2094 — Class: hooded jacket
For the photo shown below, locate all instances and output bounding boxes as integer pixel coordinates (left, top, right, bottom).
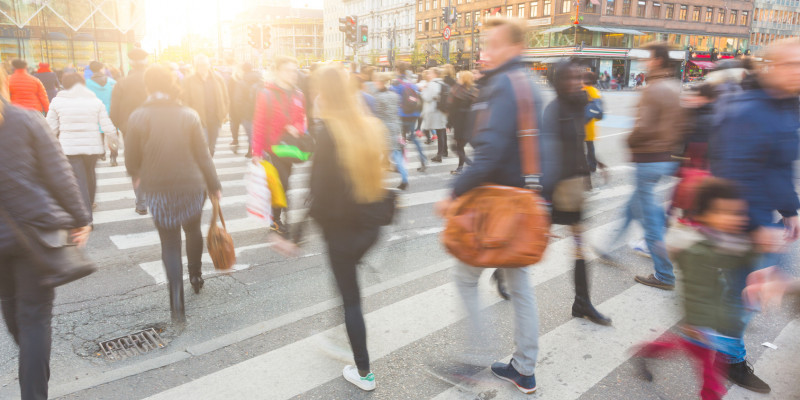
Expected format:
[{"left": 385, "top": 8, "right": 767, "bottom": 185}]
[
  {"left": 710, "top": 88, "right": 800, "bottom": 230},
  {"left": 46, "top": 84, "right": 118, "bottom": 156},
  {"left": 627, "top": 69, "right": 686, "bottom": 162},
  {"left": 86, "top": 73, "right": 116, "bottom": 113},
  {"left": 9, "top": 69, "right": 49, "bottom": 112}
]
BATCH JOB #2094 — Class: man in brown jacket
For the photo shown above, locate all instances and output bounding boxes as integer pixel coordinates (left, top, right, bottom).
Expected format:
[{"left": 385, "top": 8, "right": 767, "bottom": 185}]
[
  {"left": 597, "top": 42, "right": 684, "bottom": 290},
  {"left": 182, "top": 54, "right": 229, "bottom": 155}
]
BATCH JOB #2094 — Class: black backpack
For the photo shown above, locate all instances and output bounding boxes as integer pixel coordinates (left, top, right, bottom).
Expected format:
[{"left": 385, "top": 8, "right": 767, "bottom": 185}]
[
  {"left": 400, "top": 84, "right": 423, "bottom": 115},
  {"left": 436, "top": 81, "right": 450, "bottom": 113}
]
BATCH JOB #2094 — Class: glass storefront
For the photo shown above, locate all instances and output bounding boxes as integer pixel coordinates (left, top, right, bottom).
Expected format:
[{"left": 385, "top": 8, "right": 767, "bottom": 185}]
[{"left": 0, "top": 0, "right": 143, "bottom": 72}]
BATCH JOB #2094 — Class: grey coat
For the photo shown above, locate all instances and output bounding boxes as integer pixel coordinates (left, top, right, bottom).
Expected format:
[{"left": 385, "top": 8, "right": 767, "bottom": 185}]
[
  {"left": 421, "top": 78, "right": 447, "bottom": 130},
  {"left": 373, "top": 88, "right": 403, "bottom": 150}
]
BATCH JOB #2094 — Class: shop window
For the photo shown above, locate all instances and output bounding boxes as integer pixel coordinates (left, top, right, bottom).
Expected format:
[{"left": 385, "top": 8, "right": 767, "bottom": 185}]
[
  {"left": 705, "top": 7, "right": 712, "bottom": 22},
  {"left": 729, "top": 10, "right": 737, "bottom": 25},
  {"left": 606, "top": 0, "right": 615, "bottom": 15},
  {"left": 637, "top": 1, "right": 646, "bottom": 17},
  {"left": 651, "top": 2, "right": 661, "bottom": 18},
  {"left": 622, "top": 0, "right": 631, "bottom": 15},
  {"left": 530, "top": 1, "right": 538, "bottom": 17},
  {"left": 679, "top": 4, "right": 687, "bottom": 20},
  {"left": 519, "top": 4, "right": 525, "bottom": 18},
  {"left": 603, "top": 32, "right": 626, "bottom": 47},
  {"left": 562, "top": 0, "right": 571, "bottom": 13},
  {"left": 543, "top": 0, "right": 551, "bottom": 15},
  {"left": 665, "top": 3, "right": 674, "bottom": 19},
  {"left": 718, "top": 8, "right": 725, "bottom": 24},
  {"left": 692, "top": 6, "right": 700, "bottom": 21},
  {"left": 740, "top": 11, "right": 748, "bottom": 25}
]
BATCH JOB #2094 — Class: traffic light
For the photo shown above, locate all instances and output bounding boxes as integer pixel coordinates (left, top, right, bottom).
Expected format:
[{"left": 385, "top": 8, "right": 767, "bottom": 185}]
[
  {"left": 338, "top": 17, "right": 348, "bottom": 33},
  {"left": 360, "top": 25, "right": 368, "bottom": 43},
  {"left": 247, "top": 25, "right": 262, "bottom": 49},
  {"left": 442, "top": 7, "right": 449, "bottom": 24},
  {"left": 345, "top": 16, "right": 358, "bottom": 44},
  {"left": 262, "top": 26, "right": 271, "bottom": 49}
]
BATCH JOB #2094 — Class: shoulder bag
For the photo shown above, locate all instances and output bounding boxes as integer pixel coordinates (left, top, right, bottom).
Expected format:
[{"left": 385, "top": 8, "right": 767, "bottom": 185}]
[{"left": 441, "top": 70, "right": 551, "bottom": 268}]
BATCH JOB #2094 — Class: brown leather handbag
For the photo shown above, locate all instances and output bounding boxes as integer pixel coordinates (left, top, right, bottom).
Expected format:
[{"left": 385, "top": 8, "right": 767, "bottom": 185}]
[
  {"left": 442, "top": 70, "right": 551, "bottom": 268},
  {"left": 207, "top": 197, "right": 236, "bottom": 270}
]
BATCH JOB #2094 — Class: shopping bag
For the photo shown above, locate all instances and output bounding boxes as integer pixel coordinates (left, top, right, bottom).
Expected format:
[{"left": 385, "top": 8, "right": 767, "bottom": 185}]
[
  {"left": 262, "top": 160, "right": 287, "bottom": 208},
  {"left": 245, "top": 162, "right": 272, "bottom": 224}
]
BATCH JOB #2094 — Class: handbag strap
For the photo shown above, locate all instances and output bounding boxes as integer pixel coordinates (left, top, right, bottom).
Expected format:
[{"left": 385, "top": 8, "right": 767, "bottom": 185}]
[
  {"left": 507, "top": 70, "right": 542, "bottom": 190},
  {"left": 210, "top": 196, "right": 227, "bottom": 230}
]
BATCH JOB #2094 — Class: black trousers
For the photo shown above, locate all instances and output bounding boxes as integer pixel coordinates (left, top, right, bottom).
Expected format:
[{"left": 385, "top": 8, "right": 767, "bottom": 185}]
[
  {"left": 67, "top": 155, "right": 98, "bottom": 212},
  {"left": 229, "top": 114, "right": 242, "bottom": 143},
  {"left": 0, "top": 253, "right": 55, "bottom": 400},
  {"left": 322, "top": 223, "right": 380, "bottom": 372},
  {"left": 271, "top": 157, "right": 294, "bottom": 224},
  {"left": 454, "top": 136, "right": 471, "bottom": 169},
  {"left": 585, "top": 141, "right": 598, "bottom": 173},
  {"left": 434, "top": 129, "right": 448, "bottom": 157},
  {"left": 155, "top": 213, "right": 204, "bottom": 312}
]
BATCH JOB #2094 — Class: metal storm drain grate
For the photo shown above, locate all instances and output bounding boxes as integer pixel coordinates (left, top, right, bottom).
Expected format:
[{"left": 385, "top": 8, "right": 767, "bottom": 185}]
[{"left": 98, "top": 328, "right": 166, "bottom": 361}]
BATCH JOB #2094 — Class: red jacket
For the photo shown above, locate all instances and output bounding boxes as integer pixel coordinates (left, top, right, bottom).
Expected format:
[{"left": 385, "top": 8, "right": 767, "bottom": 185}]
[
  {"left": 9, "top": 70, "right": 49, "bottom": 112},
  {"left": 251, "top": 82, "right": 306, "bottom": 158}
]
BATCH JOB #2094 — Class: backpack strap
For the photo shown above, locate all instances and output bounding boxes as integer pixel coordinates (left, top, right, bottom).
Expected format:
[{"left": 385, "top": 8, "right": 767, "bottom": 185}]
[{"left": 507, "top": 70, "right": 542, "bottom": 190}]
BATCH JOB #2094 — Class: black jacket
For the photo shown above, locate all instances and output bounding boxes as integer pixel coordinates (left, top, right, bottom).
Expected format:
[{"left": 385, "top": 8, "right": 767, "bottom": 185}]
[
  {"left": 124, "top": 98, "right": 221, "bottom": 194},
  {"left": 308, "top": 122, "right": 363, "bottom": 228},
  {"left": 231, "top": 71, "right": 263, "bottom": 121},
  {"left": 452, "top": 57, "right": 558, "bottom": 201},
  {"left": 447, "top": 83, "right": 478, "bottom": 142},
  {"left": 110, "top": 66, "right": 148, "bottom": 133},
  {"left": 0, "top": 102, "right": 91, "bottom": 252},
  {"left": 34, "top": 71, "right": 60, "bottom": 102},
  {"left": 543, "top": 98, "right": 590, "bottom": 181}
]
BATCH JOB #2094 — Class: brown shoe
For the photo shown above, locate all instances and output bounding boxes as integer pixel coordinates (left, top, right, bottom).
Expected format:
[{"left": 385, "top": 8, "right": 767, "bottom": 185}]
[{"left": 634, "top": 274, "right": 674, "bottom": 290}]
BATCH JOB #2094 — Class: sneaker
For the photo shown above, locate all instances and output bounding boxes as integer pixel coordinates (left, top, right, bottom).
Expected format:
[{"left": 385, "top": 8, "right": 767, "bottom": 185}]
[
  {"left": 417, "top": 164, "right": 427, "bottom": 173},
  {"left": 270, "top": 221, "right": 290, "bottom": 239},
  {"left": 135, "top": 208, "right": 147, "bottom": 216},
  {"left": 491, "top": 361, "right": 536, "bottom": 394},
  {"left": 342, "top": 365, "right": 375, "bottom": 391},
  {"left": 634, "top": 274, "right": 675, "bottom": 291},
  {"left": 431, "top": 134, "right": 438, "bottom": 141},
  {"left": 727, "top": 361, "right": 771, "bottom": 393},
  {"left": 630, "top": 239, "right": 651, "bottom": 258},
  {"left": 397, "top": 182, "right": 408, "bottom": 191},
  {"left": 431, "top": 156, "right": 442, "bottom": 163}
]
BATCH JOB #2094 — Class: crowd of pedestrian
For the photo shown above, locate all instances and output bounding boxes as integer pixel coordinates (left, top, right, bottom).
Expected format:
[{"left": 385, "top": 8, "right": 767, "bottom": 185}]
[{"left": 1, "top": 15, "right": 800, "bottom": 400}]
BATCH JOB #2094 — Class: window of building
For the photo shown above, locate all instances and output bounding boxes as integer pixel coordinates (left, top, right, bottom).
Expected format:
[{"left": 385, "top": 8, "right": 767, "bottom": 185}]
[
  {"left": 741, "top": 10, "right": 748, "bottom": 25},
  {"left": 637, "top": 1, "right": 646, "bottom": 17},
  {"left": 507, "top": 5, "right": 514, "bottom": 17},
  {"left": 606, "top": 0, "right": 615, "bottom": 15},
  {"left": 418, "top": 0, "right": 423, "bottom": 12},
  {"left": 652, "top": 2, "right": 661, "bottom": 18},
  {"left": 474, "top": 11, "right": 480, "bottom": 23},
  {"left": 562, "top": 0, "right": 571, "bottom": 13},
  {"left": 432, "top": 17, "right": 437, "bottom": 30},
  {"left": 519, "top": 3, "right": 525, "bottom": 17},
  {"left": 692, "top": 6, "right": 700, "bottom": 21},
  {"left": 729, "top": 10, "right": 737, "bottom": 24},
  {"left": 679, "top": 4, "right": 687, "bottom": 20},
  {"left": 425, "top": 19, "right": 429, "bottom": 30},
  {"left": 717, "top": 8, "right": 725, "bottom": 23},
  {"left": 622, "top": 0, "right": 631, "bottom": 15},
  {"left": 418, "top": 20, "right": 422, "bottom": 32},
  {"left": 665, "top": 3, "right": 673, "bottom": 18},
  {"left": 705, "top": 7, "right": 712, "bottom": 22},
  {"left": 531, "top": 1, "right": 539, "bottom": 17},
  {"left": 425, "top": 0, "right": 430, "bottom": 10},
  {"left": 544, "top": 0, "right": 552, "bottom": 15},
  {"left": 433, "top": 0, "right": 437, "bottom": 8}
]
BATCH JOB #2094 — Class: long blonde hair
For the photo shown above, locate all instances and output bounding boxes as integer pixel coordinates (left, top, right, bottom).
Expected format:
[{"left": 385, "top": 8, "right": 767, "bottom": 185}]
[{"left": 314, "top": 65, "right": 386, "bottom": 203}]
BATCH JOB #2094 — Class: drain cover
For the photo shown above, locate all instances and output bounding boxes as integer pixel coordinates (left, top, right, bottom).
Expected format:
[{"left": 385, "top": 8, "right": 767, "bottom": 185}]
[{"left": 99, "top": 328, "right": 165, "bottom": 361}]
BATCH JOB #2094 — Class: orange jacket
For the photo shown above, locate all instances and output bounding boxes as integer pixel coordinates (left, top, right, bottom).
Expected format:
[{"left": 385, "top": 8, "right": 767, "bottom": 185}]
[{"left": 9, "top": 69, "right": 49, "bottom": 112}]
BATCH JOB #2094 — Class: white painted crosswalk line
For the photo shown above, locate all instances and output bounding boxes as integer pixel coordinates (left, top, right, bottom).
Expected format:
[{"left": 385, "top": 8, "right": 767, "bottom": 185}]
[
  {"left": 143, "top": 218, "right": 645, "bottom": 400},
  {"left": 95, "top": 156, "right": 249, "bottom": 175}
]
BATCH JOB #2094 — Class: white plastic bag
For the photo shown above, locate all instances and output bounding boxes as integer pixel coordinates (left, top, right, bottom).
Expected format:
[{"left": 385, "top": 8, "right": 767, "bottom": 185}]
[{"left": 245, "top": 162, "right": 271, "bottom": 225}]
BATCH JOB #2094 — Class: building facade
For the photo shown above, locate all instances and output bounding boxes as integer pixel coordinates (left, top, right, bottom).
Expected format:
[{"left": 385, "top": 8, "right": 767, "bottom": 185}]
[
  {"left": 232, "top": 6, "right": 323, "bottom": 68},
  {"left": 0, "top": 0, "right": 145, "bottom": 71},
  {"left": 323, "top": 0, "right": 416, "bottom": 65},
  {"left": 750, "top": 0, "right": 800, "bottom": 49}
]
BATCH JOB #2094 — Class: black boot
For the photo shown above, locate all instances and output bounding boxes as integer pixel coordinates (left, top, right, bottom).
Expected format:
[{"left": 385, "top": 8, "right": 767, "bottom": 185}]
[
  {"left": 190, "top": 275, "right": 204, "bottom": 294},
  {"left": 571, "top": 259, "right": 612, "bottom": 326},
  {"left": 491, "top": 269, "right": 510, "bottom": 300},
  {"left": 169, "top": 280, "right": 186, "bottom": 325},
  {"left": 728, "top": 361, "right": 771, "bottom": 393}
]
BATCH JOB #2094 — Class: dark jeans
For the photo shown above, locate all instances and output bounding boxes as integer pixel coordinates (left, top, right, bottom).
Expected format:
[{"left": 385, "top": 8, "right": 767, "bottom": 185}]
[
  {"left": 454, "top": 136, "right": 471, "bottom": 169},
  {"left": 585, "top": 141, "right": 597, "bottom": 173},
  {"left": 155, "top": 213, "right": 204, "bottom": 312},
  {"left": 0, "top": 253, "right": 55, "bottom": 400},
  {"left": 204, "top": 124, "right": 221, "bottom": 156},
  {"left": 322, "top": 223, "right": 380, "bottom": 372},
  {"left": 434, "top": 129, "right": 447, "bottom": 157},
  {"left": 271, "top": 157, "right": 293, "bottom": 224},
  {"left": 67, "top": 155, "right": 98, "bottom": 212},
  {"left": 229, "top": 114, "right": 242, "bottom": 143}
]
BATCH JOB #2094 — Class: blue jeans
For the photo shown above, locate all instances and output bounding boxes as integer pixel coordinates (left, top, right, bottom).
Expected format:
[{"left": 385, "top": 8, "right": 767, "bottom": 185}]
[
  {"left": 606, "top": 161, "right": 678, "bottom": 284},
  {"left": 402, "top": 117, "right": 426, "bottom": 165},
  {"left": 391, "top": 149, "right": 408, "bottom": 183}
]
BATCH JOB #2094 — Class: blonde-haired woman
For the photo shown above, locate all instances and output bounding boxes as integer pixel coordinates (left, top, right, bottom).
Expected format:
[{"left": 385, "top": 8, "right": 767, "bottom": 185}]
[
  {"left": 448, "top": 70, "right": 479, "bottom": 174},
  {"left": 308, "top": 65, "right": 389, "bottom": 391}
]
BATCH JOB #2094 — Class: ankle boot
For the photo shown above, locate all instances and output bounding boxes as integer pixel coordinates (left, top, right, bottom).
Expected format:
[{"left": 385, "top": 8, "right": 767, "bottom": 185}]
[
  {"left": 572, "top": 259, "right": 612, "bottom": 326},
  {"left": 168, "top": 281, "right": 186, "bottom": 325},
  {"left": 190, "top": 275, "right": 204, "bottom": 294}
]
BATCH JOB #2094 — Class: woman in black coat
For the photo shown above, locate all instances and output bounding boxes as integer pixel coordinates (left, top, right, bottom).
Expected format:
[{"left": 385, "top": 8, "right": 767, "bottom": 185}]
[
  {"left": 447, "top": 70, "right": 479, "bottom": 175},
  {"left": 546, "top": 61, "right": 611, "bottom": 326},
  {"left": 0, "top": 70, "right": 91, "bottom": 399},
  {"left": 124, "top": 66, "right": 221, "bottom": 325}
]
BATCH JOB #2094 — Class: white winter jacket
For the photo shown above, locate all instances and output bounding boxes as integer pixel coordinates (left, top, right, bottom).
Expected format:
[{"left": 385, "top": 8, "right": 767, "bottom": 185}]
[
  {"left": 46, "top": 84, "right": 118, "bottom": 156},
  {"left": 420, "top": 78, "right": 447, "bottom": 130}
]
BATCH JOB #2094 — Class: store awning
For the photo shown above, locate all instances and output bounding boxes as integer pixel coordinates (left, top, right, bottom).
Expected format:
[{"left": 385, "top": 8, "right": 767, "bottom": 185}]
[
  {"left": 608, "top": 28, "right": 646, "bottom": 35},
  {"left": 689, "top": 60, "right": 717, "bottom": 70},
  {"left": 541, "top": 57, "right": 570, "bottom": 64},
  {"left": 580, "top": 26, "right": 613, "bottom": 33},
  {"left": 540, "top": 26, "right": 572, "bottom": 34}
]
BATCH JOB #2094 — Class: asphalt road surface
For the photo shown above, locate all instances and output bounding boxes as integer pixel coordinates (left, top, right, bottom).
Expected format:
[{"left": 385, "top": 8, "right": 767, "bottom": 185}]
[{"left": 1, "top": 89, "right": 798, "bottom": 400}]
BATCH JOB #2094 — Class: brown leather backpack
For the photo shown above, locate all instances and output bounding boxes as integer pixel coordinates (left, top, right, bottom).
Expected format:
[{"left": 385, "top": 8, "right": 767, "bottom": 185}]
[
  {"left": 442, "top": 70, "right": 551, "bottom": 268},
  {"left": 207, "top": 197, "right": 236, "bottom": 271}
]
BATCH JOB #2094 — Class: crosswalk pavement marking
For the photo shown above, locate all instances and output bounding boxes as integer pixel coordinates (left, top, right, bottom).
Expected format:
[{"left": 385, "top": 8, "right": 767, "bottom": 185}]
[
  {"left": 96, "top": 156, "right": 249, "bottom": 176},
  {"left": 142, "top": 217, "right": 645, "bottom": 400}
]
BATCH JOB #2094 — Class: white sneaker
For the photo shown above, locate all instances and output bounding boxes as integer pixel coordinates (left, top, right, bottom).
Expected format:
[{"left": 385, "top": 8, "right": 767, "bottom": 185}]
[
  {"left": 630, "top": 239, "right": 652, "bottom": 258},
  {"left": 343, "top": 365, "right": 376, "bottom": 391}
]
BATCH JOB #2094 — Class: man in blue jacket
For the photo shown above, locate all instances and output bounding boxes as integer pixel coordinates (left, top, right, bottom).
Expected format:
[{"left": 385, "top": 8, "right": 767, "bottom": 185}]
[
  {"left": 435, "top": 17, "right": 556, "bottom": 395},
  {"left": 391, "top": 62, "right": 427, "bottom": 172},
  {"left": 710, "top": 39, "right": 800, "bottom": 394}
]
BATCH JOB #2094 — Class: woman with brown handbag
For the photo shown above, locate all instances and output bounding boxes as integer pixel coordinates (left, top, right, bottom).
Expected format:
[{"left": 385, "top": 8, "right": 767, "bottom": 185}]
[
  {"left": 124, "top": 66, "right": 221, "bottom": 326},
  {"left": 546, "top": 61, "right": 611, "bottom": 326}
]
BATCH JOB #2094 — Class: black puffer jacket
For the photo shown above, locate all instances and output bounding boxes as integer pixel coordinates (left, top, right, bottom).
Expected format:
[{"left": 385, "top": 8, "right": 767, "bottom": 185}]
[
  {"left": 124, "top": 97, "right": 221, "bottom": 194},
  {"left": 0, "top": 102, "right": 91, "bottom": 253},
  {"left": 110, "top": 66, "right": 147, "bottom": 133}
]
